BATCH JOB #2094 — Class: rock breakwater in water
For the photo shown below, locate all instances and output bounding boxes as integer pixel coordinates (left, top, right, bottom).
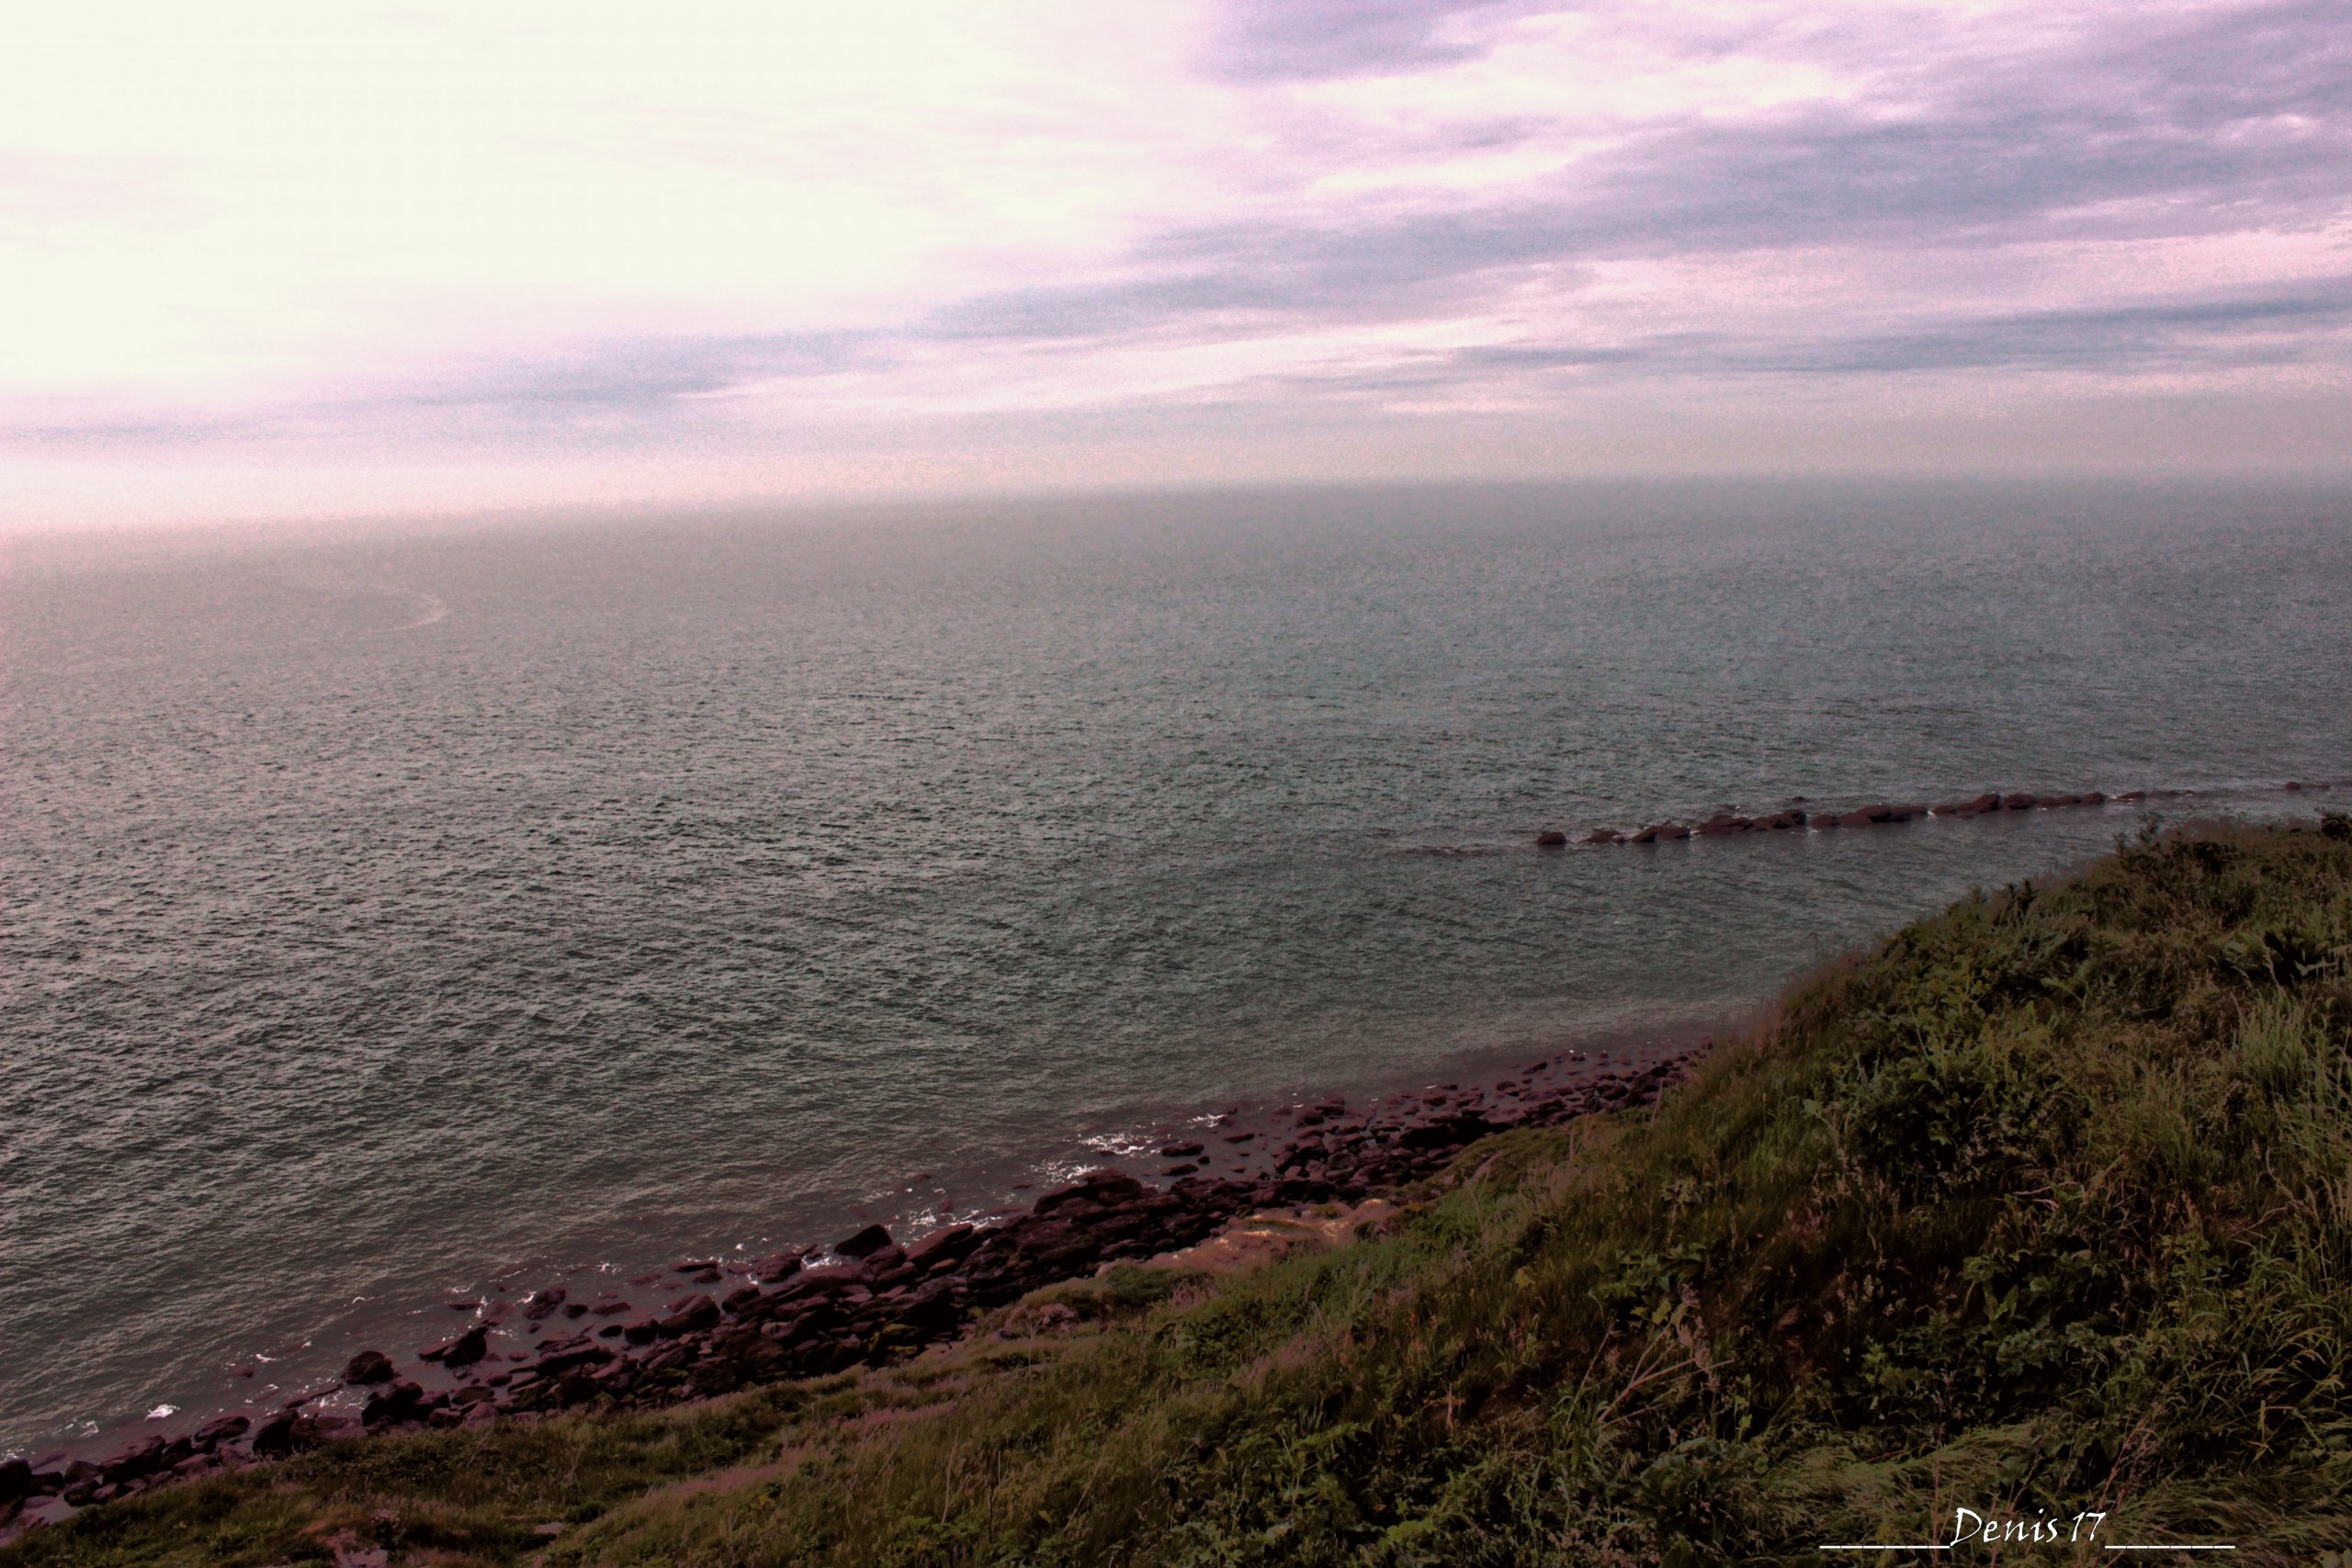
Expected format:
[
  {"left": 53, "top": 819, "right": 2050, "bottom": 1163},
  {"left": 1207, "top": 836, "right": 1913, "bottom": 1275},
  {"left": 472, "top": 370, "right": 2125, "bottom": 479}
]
[
  {"left": 3, "top": 1043, "right": 1701, "bottom": 1534},
  {"left": 1545, "top": 776, "right": 2349, "bottom": 847}
]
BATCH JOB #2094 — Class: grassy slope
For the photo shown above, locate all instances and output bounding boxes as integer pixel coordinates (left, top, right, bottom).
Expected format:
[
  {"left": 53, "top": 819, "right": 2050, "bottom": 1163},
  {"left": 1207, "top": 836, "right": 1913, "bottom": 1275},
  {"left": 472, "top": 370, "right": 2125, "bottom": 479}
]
[{"left": 12, "top": 821, "right": 2352, "bottom": 1567}]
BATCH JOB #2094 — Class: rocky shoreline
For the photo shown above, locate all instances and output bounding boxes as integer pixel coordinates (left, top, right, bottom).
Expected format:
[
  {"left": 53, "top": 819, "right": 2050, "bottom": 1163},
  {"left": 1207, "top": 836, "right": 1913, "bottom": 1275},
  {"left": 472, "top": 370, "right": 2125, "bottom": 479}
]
[{"left": 1, "top": 1040, "right": 1705, "bottom": 1540}]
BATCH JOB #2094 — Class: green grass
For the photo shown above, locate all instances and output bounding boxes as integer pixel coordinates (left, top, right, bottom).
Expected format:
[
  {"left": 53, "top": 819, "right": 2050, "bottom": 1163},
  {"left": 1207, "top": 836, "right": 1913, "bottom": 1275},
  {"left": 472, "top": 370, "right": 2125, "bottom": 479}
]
[{"left": 13, "top": 819, "right": 2352, "bottom": 1566}]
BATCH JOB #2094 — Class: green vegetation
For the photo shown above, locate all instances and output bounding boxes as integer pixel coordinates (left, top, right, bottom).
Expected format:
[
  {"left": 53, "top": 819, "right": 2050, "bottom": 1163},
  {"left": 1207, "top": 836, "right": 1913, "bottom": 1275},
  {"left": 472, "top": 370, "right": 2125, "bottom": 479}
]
[{"left": 13, "top": 819, "right": 2352, "bottom": 1566}]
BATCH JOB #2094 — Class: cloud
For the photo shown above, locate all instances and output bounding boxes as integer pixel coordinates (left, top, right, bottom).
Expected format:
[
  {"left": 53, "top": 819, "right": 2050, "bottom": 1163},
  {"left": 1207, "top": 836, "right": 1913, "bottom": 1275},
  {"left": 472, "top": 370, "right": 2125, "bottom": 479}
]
[
  {"left": 1200, "top": 0, "right": 1531, "bottom": 81},
  {"left": 6, "top": 0, "right": 2352, "bottom": 505}
]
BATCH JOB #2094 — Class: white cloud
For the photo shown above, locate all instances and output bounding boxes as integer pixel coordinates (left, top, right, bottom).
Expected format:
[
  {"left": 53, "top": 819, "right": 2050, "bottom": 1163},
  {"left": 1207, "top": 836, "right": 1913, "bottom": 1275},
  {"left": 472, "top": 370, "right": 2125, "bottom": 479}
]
[{"left": 4, "top": 0, "right": 2349, "bottom": 524}]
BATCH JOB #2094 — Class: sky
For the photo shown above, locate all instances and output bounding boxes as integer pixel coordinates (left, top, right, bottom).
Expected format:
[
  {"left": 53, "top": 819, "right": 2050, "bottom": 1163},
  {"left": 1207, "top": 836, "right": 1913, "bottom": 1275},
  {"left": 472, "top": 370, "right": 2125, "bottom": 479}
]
[{"left": 4, "top": 0, "right": 2350, "bottom": 525}]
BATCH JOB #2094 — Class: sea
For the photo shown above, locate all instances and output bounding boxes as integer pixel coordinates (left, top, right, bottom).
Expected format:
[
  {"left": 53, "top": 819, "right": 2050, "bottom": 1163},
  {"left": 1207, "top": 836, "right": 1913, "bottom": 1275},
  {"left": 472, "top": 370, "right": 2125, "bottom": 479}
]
[{"left": 5, "top": 478, "right": 2348, "bottom": 1455}]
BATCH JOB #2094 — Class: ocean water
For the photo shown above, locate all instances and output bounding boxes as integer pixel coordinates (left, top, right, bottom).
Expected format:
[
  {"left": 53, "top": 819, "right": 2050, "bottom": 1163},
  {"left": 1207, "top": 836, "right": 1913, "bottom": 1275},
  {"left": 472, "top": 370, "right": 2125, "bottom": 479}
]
[{"left": 4, "top": 479, "right": 2348, "bottom": 1454}]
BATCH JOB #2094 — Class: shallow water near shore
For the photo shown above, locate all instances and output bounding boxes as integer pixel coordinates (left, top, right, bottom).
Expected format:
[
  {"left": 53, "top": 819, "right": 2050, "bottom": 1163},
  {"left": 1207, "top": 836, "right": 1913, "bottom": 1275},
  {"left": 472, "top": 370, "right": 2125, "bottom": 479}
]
[{"left": 5, "top": 478, "right": 2349, "bottom": 1454}]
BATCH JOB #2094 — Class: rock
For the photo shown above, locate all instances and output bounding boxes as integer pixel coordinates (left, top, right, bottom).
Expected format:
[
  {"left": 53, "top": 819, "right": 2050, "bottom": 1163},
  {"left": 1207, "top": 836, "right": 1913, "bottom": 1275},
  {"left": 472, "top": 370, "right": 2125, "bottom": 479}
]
[
  {"left": 1534, "top": 829, "right": 1568, "bottom": 847},
  {"left": 193, "top": 1413, "right": 250, "bottom": 1448},
  {"left": 789, "top": 1260, "right": 873, "bottom": 1293},
  {"left": 1034, "top": 1171, "right": 1144, "bottom": 1216},
  {"left": 361, "top": 1380, "right": 425, "bottom": 1429},
  {"left": 723, "top": 1284, "right": 764, "bottom": 1315},
  {"left": 1011, "top": 1220, "right": 1101, "bottom": 1272},
  {"left": 1694, "top": 813, "right": 1752, "bottom": 836},
  {"left": 622, "top": 1318, "right": 660, "bottom": 1345},
  {"left": 2081, "top": 791, "right": 2106, "bottom": 806},
  {"left": 343, "top": 1349, "right": 396, "bottom": 1386},
  {"left": 1627, "top": 822, "right": 1688, "bottom": 843},
  {"left": 247, "top": 1412, "right": 300, "bottom": 1457},
  {"left": 891, "top": 1280, "right": 966, "bottom": 1337},
  {"left": 751, "top": 1251, "right": 806, "bottom": 1283},
  {"left": 523, "top": 1287, "right": 568, "bottom": 1321},
  {"left": 2002, "top": 792, "right": 2038, "bottom": 809},
  {"left": 585, "top": 1292, "right": 633, "bottom": 1316},
  {"left": 444, "top": 1325, "right": 490, "bottom": 1367},
  {"left": 99, "top": 1438, "right": 166, "bottom": 1485},
  {"left": 534, "top": 1341, "right": 616, "bottom": 1377},
  {"left": 905, "top": 1224, "right": 980, "bottom": 1268},
  {"left": 12, "top": 1497, "right": 76, "bottom": 1533},
  {"left": 0, "top": 1459, "right": 32, "bottom": 1506},
  {"left": 1812, "top": 811, "right": 1843, "bottom": 829},
  {"left": 1582, "top": 828, "right": 1623, "bottom": 845},
  {"left": 655, "top": 1293, "right": 721, "bottom": 1336},
  {"left": 833, "top": 1224, "right": 894, "bottom": 1258},
  {"left": 1157, "top": 1142, "right": 1204, "bottom": 1157}
]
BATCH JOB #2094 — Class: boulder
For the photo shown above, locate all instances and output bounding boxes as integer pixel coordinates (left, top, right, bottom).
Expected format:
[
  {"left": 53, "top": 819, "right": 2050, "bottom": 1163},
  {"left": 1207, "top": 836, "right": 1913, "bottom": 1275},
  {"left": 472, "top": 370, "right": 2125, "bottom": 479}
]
[
  {"left": 343, "top": 1349, "right": 396, "bottom": 1386},
  {"left": 833, "top": 1224, "right": 894, "bottom": 1259},
  {"left": 656, "top": 1293, "right": 721, "bottom": 1336},
  {"left": 2002, "top": 792, "right": 2038, "bottom": 810},
  {"left": 421, "top": 1325, "right": 488, "bottom": 1366},
  {"left": 1033, "top": 1172, "right": 1144, "bottom": 1218},
  {"left": 361, "top": 1380, "right": 425, "bottom": 1429},
  {"left": 246, "top": 1412, "right": 302, "bottom": 1457},
  {"left": 905, "top": 1224, "right": 980, "bottom": 1268},
  {"left": 1535, "top": 829, "right": 1568, "bottom": 847},
  {"left": 1582, "top": 829, "right": 1623, "bottom": 844},
  {"left": 523, "top": 1287, "right": 567, "bottom": 1321},
  {"left": 535, "top": 1342, "right": 617, "bottom": 1377},
  {"left": 193, "top": 1413, "right": 250, "bottom": 1449},
  {"left": 97, "top": 1438, "right": 165, "bottom": 1495},
  {"left": 789, "top": 1260, "right": 873, "bottom": 1294},
  {"left": 751, "top": 1250, "right": 806, "bottom": 1283},
  {"left": 13, "top": 1497, "right": 77, "bottom": 1533}
]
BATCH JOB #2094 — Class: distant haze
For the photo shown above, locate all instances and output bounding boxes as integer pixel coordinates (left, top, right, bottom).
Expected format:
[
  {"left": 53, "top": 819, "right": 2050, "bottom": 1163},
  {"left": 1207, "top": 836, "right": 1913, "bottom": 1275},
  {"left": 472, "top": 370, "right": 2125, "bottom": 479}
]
[{"left": 5, "top": 1, "right": 2350, "bottom": 525}]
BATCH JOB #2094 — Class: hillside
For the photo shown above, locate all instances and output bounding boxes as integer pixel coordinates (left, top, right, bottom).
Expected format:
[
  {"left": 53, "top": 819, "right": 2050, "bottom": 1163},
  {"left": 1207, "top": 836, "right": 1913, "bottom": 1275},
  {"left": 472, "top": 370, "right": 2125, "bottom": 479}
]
[{"left": 8, "top": 818, "right": 2351, "bottom": 1566}]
